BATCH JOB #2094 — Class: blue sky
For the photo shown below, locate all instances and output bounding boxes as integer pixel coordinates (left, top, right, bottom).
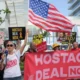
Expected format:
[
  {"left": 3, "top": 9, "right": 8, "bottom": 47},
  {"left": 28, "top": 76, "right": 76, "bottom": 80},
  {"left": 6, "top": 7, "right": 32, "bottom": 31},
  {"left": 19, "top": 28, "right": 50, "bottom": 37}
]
[{"left": 43, "top": 0, "right": 69, "bottom": 16}]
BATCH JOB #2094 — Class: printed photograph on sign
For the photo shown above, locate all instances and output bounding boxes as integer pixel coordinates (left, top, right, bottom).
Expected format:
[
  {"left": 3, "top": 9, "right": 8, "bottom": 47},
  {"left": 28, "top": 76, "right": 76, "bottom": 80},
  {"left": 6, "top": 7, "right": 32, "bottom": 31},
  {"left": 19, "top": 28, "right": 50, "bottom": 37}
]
[{"left": 56, "top": 32, "right": 76, "bottom": 44}]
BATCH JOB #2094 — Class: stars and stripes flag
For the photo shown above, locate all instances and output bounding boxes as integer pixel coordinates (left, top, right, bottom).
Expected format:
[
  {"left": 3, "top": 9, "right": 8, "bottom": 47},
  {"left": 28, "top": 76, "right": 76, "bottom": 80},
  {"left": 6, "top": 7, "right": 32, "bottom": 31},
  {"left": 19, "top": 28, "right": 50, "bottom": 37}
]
[{"left": 29, "top": 0, "right": 74, "bottom": 32}]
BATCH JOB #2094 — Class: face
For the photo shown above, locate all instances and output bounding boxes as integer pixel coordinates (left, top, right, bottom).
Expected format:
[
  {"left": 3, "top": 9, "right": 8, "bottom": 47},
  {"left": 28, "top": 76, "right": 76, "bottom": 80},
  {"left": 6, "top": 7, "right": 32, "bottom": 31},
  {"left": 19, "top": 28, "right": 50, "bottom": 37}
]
[
  {"left": 54, "top": 46, "right": 60, "bottom": 51},
  {"left": 73, "top": 42, "right": 78, "bottom": 49},
  {"left": 6, "top": 41, "right": 14, "bottom": 52},
  {"left": 58, "top": 33, "right": 64, "bottom": 38}
]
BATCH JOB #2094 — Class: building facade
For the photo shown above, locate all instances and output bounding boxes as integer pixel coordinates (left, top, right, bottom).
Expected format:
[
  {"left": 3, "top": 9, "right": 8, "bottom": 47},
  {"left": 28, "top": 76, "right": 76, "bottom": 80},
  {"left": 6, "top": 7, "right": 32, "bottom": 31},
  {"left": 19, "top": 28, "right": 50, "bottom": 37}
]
[
  {"left": 68, "top": 0, "right": 80, "bottom": 43},
  {"left": 68, "top": 0, "right": 80, "bottom": 16}
]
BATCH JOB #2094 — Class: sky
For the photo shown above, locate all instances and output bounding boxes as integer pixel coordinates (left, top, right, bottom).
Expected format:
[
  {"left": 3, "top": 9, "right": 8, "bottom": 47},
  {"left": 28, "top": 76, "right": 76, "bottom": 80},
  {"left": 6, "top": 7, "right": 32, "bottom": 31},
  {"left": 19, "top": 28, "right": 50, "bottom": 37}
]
[{"left": 43, "top": 0, "right": 69, "bottom": 16}]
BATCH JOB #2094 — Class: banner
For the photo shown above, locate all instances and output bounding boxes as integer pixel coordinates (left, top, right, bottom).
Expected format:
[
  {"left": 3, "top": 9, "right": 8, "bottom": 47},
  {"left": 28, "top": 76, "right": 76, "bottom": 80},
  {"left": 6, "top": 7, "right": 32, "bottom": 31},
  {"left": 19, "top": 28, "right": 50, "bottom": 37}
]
[
  {"left": 24, "top": 49, "right": 80, "bottom": 80},
  {"left": 33, "top": 34, "right": 43, "bottom": 45},
  {"left": 8, "top": 27, "right": 25, "bottom": 40},
  {"left": 0, "top": 31, "right": 4, "bottom": 44}
]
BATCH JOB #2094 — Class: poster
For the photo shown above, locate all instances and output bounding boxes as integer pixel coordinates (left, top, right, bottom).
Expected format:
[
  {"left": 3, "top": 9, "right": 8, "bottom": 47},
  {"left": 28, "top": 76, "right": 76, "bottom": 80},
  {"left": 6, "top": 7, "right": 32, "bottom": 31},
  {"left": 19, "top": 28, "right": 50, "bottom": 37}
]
[
  {"left": 57, "top": 32, "right": 76, "bottom": 44},
  {"left": 8, "top": 27, "right": 25, "bottom": 40},
  {"left": 33, "top": 34, "right": 43, "bottom": 45}
]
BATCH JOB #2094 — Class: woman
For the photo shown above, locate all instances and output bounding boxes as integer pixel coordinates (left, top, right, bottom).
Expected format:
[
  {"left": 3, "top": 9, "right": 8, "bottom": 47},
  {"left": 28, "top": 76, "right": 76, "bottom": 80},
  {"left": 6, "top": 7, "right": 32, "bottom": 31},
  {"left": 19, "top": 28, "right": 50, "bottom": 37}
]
[{"left": 3, "top": 30, "right": 28, "bottom": 80}]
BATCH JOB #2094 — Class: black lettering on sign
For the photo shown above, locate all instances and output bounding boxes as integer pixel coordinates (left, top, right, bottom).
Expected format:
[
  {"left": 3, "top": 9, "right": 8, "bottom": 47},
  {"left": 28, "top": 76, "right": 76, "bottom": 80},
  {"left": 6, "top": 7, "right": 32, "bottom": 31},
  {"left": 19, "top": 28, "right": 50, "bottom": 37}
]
[
  {"left": 12, "top": 36, "right": 18, "bottom": 40},
  {"left": 9, "top": 27, "right": 25, "bottom": 40}
]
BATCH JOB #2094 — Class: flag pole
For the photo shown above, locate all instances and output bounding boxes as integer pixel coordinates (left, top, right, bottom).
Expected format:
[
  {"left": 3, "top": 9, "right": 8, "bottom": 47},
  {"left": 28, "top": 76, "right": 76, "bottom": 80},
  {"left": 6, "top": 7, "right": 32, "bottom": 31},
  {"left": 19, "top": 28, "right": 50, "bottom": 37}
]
[{"left": 25, "top": 0, "right": 29, "bottom": 29}]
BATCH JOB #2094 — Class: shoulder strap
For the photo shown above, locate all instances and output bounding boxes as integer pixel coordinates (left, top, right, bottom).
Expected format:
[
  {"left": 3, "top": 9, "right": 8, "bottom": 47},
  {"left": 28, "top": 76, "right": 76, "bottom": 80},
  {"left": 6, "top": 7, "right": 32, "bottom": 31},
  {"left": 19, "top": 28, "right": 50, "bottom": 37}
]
[{"left": 4, "top": 54, "right": 8, "bottom": 69}]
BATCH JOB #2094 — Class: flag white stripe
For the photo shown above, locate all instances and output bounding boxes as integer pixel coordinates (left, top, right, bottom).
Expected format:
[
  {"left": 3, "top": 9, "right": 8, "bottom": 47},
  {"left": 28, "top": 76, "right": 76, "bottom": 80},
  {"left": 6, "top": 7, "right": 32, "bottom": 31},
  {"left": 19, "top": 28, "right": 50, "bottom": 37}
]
[
  {"left": 48, "top": 14, "right": 72, "bottom": 25},
  {"left": 29, "top": 18, "right": 59, "bottom": 30},
  {"left": 29, "top": 12, "right": 72, "bottom": 31},
  {"left": 30, "top": 18, "right": 71, "bottom": 32},
  {"left": 48, "top": 10, "right": 71, "bottom": 23},
  {"left": 29, "top": 10, "right": 72, "bottom": 29},
  {"left": 47, "top": 16, "right": 73, "bottom": 27},
  {"left": 29, "top": 13, "right": 71, "bottom": 29}
]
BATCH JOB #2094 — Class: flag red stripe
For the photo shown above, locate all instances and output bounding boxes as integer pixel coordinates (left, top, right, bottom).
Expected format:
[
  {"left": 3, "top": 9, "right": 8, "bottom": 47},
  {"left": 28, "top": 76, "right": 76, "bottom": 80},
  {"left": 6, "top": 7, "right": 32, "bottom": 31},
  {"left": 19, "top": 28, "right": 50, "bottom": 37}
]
[
  {"left": 48, "top": 15, "right": 73, "bottom": 26},
  {"left": 29, "top": 15, "right": 59, "bottom": 30},
  {"left": 29, "top": 18, "right": 71, "bottom": 32},
  {"left": 29, "top": 19, "right": 59, "bottom": 31},
  {"left": 49, "top": 4, "right": 70, "bottom": 21},
  {"left": 29, "top": 10, "right": 72, "bottom": 29},
  {"left": 47, "top": 17, "right": 72, "bottom": 29},
  {"left": 48, "top": 11, "right": 71, "bottom": 22},
  {"left": 29, "top": 13, "right": 72, "bottom": 32},
  {"left": 49, "top": 4, "right": 59, "bottom": 11}
]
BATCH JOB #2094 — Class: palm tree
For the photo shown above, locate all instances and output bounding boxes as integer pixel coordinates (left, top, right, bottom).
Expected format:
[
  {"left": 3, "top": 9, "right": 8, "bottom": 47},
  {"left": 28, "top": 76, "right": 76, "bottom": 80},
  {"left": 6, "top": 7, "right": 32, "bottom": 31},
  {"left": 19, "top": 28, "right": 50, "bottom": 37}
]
[
  {"left": 0, "top": 8, "right": 11, "bottom": 25},
  {"left": 38, "top": 29, "right": 50, "bottom": 38}
]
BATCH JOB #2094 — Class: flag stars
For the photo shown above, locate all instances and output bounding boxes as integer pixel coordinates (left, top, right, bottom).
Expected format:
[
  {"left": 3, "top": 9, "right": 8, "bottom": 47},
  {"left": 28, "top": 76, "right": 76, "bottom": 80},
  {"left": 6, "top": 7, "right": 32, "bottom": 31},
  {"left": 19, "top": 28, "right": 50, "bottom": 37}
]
[{"left": 29, "top": 0, "right": 49, "bottom": 18}]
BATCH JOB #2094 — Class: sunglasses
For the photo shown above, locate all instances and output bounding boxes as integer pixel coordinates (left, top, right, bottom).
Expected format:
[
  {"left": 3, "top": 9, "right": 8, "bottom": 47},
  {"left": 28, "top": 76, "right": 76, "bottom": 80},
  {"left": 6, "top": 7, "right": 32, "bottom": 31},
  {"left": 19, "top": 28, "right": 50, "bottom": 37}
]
[{"left": 6, "top": 44, "right": 13, "bottom": 47}]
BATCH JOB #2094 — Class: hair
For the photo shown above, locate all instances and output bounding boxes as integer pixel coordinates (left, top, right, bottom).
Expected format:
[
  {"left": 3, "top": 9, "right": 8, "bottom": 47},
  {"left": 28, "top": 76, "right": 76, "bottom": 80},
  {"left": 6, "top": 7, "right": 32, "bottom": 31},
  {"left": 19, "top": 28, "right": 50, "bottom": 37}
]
[
  {"left": 3, "top": 40, "right": 8, "bottom": 48},
  {"left": 53, "top": 46, "right": 60, "bottom": 50},
  {"left": 4, "top": 40, "right": 13, "bottom": 48},
  {"left": 13, "top": 43, "right": 16, "bottom": 49},
  {"left": 27, "top": 42, "right": 37, "bottom": 52},
  {"left": 78, "top": 44, "right": 80, "bottom": 48}
]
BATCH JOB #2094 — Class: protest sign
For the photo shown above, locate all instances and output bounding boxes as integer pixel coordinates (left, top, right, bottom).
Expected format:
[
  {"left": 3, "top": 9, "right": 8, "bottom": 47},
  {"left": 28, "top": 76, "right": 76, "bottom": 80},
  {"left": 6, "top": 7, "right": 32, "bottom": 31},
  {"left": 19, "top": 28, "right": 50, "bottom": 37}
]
[
  {"left": 57, "top": 32, "right": 76, "bottom": 44},
  {"left": 36, "top": 41, "right": 47, "bottom": 52},
  {"left": 24, "top": 49, "right": 80, "bottom": 80},
  {"left": 33, "top": 34, "right": 43, "bottom": 45},
  {"left": 0, "top": 31, "right": 4, "bottom": 44},
  {"left": 8, "top": 27, "right": 25, "bottom": 40}
]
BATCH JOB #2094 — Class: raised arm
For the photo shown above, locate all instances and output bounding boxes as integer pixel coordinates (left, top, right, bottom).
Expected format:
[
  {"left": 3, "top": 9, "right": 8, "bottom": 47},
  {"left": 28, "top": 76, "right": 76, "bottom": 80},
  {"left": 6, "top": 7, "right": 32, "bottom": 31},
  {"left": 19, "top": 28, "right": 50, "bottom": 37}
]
[
  {"left": 16, "top": 40, "right": 21, "bottom": 50},
  {"left": 20, "top": 29, "right": 29, "bottom": 54}
]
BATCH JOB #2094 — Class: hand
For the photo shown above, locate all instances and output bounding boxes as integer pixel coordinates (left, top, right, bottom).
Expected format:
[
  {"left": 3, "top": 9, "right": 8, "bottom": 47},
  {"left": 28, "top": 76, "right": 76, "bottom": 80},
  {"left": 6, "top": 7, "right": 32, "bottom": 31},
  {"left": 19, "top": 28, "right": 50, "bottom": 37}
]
[{"left": 1, "top": 54, "right": 5, "bottom": 61}]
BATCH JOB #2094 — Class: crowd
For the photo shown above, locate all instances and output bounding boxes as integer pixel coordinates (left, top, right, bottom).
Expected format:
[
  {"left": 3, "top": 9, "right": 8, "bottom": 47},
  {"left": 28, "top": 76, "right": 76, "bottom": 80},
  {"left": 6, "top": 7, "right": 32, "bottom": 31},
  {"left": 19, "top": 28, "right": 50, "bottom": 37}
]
[{"left": 0, "top": 29, "right": 80, "bottom": 80}]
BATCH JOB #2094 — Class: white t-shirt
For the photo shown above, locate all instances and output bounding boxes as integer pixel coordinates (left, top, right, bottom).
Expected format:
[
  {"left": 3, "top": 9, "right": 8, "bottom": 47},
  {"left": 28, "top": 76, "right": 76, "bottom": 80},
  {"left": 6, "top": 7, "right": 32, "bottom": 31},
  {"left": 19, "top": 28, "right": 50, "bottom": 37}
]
[{"left": 4, "top": 50, "right": 21, "bottom": 78}]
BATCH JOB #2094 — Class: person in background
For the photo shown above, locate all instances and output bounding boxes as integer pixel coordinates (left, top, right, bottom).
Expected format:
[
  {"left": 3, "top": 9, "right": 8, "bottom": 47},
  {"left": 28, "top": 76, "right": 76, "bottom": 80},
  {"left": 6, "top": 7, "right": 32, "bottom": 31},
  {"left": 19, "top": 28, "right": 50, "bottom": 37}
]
[
  {"left": 0, "top": 51, "right": 5, "bottom": 80},
  {"left": 20, "top": 42, "right": 37, "bottom": 62},
  {"left": 52, "top": 43, "right": 60, "bottom": 51},
  {"left": 71, "top": 42, "right": 79, "bottom": 50},
  {"left": 1, "top": 30, "right": 28, "bottom": 80},
  {"left": 67, "top": 42, "right": 79, "bottom": 80},
  {"left": 27, "top": 42, "right": 37, "bottom": 52}
]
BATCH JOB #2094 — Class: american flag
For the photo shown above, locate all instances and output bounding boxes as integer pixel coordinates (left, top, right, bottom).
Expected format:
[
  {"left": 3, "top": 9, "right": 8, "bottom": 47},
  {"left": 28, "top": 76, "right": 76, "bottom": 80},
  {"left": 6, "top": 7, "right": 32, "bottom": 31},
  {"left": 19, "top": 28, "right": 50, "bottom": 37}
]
[{"left": 29, "top": 0, "right": 74, "bottom": 32}]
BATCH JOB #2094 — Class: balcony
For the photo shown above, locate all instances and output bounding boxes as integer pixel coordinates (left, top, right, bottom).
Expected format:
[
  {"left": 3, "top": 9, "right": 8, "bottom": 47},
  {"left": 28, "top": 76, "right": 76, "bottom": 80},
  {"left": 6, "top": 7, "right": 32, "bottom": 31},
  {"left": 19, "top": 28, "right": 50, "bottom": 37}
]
[
  {"left": 68, "top": 0, "right": 79, "bottom": 10},
  {"left": 69, "top": 5, "right": 80, "bottom": 16},
  {"left": 68, "top": 0, "right": 74, "bottom": 3}
]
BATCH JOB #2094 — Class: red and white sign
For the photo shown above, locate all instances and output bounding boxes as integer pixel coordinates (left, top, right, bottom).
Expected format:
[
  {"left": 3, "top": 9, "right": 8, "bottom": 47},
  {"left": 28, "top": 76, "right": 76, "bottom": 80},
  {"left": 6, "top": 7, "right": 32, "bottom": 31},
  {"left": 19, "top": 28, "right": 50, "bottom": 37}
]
[
  {"left": 36, "top": 41, "right": 47, "bottom": 52},
  {"left": 24, "top": 49, "right": 80, "bottom": 80},
  {"left": 0, "top": 31, "right": 4, "bottom": 44}
]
